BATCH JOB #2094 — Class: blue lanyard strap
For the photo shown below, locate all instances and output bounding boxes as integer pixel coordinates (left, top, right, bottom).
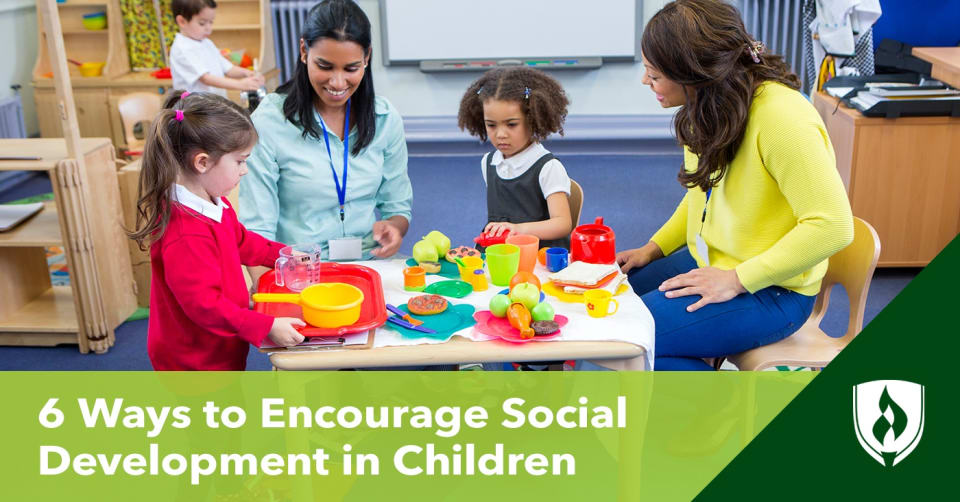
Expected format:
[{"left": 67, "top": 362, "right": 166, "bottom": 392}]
[
  {"left": 319, "top": 99, "right": 350, "bottom": 221},
  {"left": 700, "top": 188, "right": 712, "bottom": 224}
]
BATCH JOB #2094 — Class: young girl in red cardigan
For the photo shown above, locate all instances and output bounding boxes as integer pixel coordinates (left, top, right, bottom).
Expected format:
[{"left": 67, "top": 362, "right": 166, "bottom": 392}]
[{"left": 130, "top": 91, "right": 304, "bottom": 370}]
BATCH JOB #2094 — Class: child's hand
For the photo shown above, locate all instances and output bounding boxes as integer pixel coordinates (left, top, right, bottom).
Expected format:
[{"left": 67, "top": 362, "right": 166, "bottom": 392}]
[
  {"left": 240, "top": 75, "right": 265, "bottom": 91},
  {"left": 268, "top": 317, "right": 306, "bottom": 347},
  {"left": 484, "top": 222, "right": 517, "bottom": 238}
]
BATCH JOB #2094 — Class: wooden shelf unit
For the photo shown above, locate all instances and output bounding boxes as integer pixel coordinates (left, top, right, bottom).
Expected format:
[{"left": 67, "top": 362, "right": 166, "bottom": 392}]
[
  {"left": 0, "top": 138, "right": 136, "bottom": 351},
  {"left": 32, "top": 0, "right": 279, "bottom": 149}
]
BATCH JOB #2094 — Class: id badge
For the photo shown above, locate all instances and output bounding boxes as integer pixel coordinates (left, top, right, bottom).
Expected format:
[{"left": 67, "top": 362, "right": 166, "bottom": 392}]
[
  {"left": 695, "top": 233, "right": 710, "bottom": 267},
  {"left": 328, "top": 237, "right": 362, "bottom": 261}
]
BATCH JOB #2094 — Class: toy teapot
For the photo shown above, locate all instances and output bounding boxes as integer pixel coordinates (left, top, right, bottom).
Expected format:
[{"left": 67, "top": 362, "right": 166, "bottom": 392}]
[{"left": 570, "top": 217, "right": 616, "bottom": 264}]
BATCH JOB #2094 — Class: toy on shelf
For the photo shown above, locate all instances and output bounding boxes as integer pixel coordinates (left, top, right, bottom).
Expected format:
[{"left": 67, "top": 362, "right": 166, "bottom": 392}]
[
  {"left": 221, "top": 48, "right": 253, "bottom": 69},
  {"left": 82, "top": 12, "right": 107, "bottom": 30}
]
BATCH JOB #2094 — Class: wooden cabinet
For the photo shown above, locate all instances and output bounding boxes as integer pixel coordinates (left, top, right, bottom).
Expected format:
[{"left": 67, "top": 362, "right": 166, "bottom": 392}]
[
  {"left": 813, "top": 92, "right": 960, "bottom": 267},
  {"left": 0, "top": 138, "right": 136, "bottom": 352}
]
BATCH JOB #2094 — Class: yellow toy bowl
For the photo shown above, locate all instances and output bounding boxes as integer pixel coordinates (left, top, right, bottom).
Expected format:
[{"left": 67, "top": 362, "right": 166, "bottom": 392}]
[
  {"left": 79, "top": 62, "right": 105, "bottom": 77},
  {"left": 253, "top": 282, "right": 364, "bottom": 329},
  {"left": 81, "top": 15, "right": 107, "bottom": 30}
]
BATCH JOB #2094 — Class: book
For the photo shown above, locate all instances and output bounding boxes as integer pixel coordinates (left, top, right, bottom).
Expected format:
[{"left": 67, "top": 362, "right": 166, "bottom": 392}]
[{"left": 0, "top": 202, "right": 43, "bottom": 232}]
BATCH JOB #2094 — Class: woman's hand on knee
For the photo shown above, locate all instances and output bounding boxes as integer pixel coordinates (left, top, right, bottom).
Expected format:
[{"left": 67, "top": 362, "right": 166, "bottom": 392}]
[
  {"left": 659, "top": 267, "right": 746, "bottom": 312},
  {"left": 617, "top": 242, "right": 664, "bottom": 273}
]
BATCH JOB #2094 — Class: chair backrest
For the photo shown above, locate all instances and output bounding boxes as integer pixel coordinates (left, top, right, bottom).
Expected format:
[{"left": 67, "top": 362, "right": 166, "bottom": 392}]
[
  {"left": 117, "top": 93, "right": 163, "bottom": 150},
  {"left": 568, "top": 179, "right": 583, "bottom": 228},
  {"left": 811, "top": 216, "right": 881, "bottom": 342}
]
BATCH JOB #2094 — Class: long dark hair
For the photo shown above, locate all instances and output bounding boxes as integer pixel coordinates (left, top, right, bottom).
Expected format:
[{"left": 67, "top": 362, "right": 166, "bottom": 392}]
[
  {"left": 642, "top": 0, "right": 800, "bottom": 192},
  {"left": 128, "top": 91, "right": 256, "bottom": 250},
  {"left": 277, "top": 0, "right": 375, "bottom": 155},
  {"left": 457, "top": 66, "right": 570, "bottom": 143}
]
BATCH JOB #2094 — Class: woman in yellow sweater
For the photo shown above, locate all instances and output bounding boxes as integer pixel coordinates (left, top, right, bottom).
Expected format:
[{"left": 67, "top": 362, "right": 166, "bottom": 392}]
[{"left": 617, "top": 0, "right": 854, "bottom": 370}]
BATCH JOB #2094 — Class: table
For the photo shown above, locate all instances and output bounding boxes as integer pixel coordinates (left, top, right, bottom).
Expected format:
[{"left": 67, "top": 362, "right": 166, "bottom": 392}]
[
  {"left": 267, "top": 259, "right": 653, "bottom": 371},
  {"left": 913, "top": 46, "right": 960, "bottom": 89}
]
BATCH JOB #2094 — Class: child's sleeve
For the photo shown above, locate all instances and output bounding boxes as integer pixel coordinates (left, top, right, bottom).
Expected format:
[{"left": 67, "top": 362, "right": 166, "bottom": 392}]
[
  {"left": 374, "top": 106, "right": 413, "bottom": 223},
  {"left": 162, "top": 236, "right": 272, "bottom": 347},
  {"left": 231, "top": 210, "right": 285, "bottom": 268},
  {"left": 538, "top": 159, "right": 571, "bottom": 198},
  {"left": 480, "top": 153, "right": 489, "bottom": 186}
]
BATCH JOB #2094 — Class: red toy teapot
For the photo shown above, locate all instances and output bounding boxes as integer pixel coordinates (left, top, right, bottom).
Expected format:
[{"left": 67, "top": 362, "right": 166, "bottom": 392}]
[{"left": 570, "top": 217, "right": 616, "bottom": 264}]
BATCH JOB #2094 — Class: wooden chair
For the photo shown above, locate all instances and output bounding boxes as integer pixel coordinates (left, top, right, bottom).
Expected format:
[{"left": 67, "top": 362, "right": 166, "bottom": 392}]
[
  {"left": 725, "top": 217, "right": 881, "bottom": 370},
  {"left": 117, "top": 92, "right": 162, "bottom": 158},
  {"left": 568, "top": 179, "right": 583, "bottom": 228}
]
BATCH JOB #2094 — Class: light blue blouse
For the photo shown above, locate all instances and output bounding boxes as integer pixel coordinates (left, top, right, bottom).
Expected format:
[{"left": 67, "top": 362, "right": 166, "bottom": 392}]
[{"left": 239, "top": 93, "right": 412, "bottom": 259}]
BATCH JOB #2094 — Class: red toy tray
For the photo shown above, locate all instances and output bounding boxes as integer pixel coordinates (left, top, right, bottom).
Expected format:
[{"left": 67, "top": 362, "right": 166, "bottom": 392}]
[{"left": 254, "top": 263, "right": 387, "bottom": 337}]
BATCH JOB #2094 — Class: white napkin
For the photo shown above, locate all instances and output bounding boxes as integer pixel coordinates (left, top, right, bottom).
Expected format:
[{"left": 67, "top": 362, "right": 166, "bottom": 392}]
[{"left": 548, "top": 261, "right": 620, "bottom": 286}]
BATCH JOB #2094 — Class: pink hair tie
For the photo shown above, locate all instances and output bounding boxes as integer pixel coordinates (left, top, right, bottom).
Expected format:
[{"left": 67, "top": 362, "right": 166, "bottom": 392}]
[
  {"left": 180, "top": 91, "right": 191, "bottom": 99},
  {"left": 174, "top": 110, "right": 184, "bottom": 122}
]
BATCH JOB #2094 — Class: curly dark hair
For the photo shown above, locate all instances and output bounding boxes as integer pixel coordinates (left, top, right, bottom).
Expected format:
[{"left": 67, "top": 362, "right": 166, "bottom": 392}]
[
  {"left": 457, "top": 67, "right": 569, "bottom": 143},
  {"left": 642, "top": 0, "right": 801, "bottom": 192}
]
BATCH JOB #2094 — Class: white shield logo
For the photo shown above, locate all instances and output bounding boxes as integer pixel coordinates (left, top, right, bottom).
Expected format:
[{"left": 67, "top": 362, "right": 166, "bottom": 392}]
[{"left": 853, "top": 380, "right": 925, "bottom": 467}]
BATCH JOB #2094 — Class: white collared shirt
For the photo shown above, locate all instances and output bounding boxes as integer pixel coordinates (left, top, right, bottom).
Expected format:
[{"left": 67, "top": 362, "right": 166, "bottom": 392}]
[
  {"left": 173, "top": 184, "right": 227, "bottom": 223},
  {"left": 480, "top": 142, "right": 571, "bottom": 199},
  {"left": 169, "top": 33, "right": 233, "bottom": 97}
]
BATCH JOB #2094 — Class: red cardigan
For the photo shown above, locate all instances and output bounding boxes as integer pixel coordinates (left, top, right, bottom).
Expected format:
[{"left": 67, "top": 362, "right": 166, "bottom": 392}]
[{"left": 148, "top": 200, "right": 284, "bottom": 370}]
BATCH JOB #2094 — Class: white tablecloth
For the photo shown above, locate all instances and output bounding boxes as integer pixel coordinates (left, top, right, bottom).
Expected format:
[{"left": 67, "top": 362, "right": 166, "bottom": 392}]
[{"left": 360, "top": 259, "right": 654, "bottom": 369}]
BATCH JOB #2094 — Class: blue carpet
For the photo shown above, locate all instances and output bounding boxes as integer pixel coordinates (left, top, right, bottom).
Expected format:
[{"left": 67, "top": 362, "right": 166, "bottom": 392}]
[{"left": 0, "top": 154, "right": 918, "bottom": 370}]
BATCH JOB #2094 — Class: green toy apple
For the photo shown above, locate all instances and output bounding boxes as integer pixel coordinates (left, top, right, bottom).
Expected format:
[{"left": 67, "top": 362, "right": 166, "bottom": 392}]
[
  {"left": 509, "top": 282, "right": 540, "bottom": 311},
  {"left": 489, "top": 294, "right": 511, "bottom": 318},
  {"left": 531, "top": 302, "right": 555, "bottom": 322},
  {"left": 424, "top": 230, "right": 451, "bottom": 256},
  {"left": 412, "top": 239, "right": 439, "bottom": 264}
]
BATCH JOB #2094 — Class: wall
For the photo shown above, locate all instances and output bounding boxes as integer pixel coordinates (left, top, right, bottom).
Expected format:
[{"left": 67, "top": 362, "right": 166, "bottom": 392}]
[
  {"left": 0, "top": 0, "right": 39, "bottom": 137},
  {"left": 358, "top": 0, "right": 673, "bottom": 118}
]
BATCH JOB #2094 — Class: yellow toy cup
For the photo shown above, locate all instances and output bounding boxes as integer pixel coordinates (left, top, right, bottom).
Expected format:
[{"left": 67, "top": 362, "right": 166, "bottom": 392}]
[
  {"left": 584, "top": 289, "right": 619, "bottom": 318},
  {"left": 457, "top": 255, "right": 484, "bottom": 281},
  {"left": 79, "top": 62, "right": 105, "bottom": 77},
  {"left": 485, "top": 243, "right": 520, "bottom": 286},
  {"left": 253, "top": 282, "right": 364, "bottom": 328}
]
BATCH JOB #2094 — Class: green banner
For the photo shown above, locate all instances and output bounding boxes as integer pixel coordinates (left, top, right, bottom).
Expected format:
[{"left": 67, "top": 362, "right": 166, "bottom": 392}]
[
  {"left": 696, "top": 235, "right": 960, "bottom": 500},
  {"left": 1, "top": 371, "right": 812, "bottom": 501}
]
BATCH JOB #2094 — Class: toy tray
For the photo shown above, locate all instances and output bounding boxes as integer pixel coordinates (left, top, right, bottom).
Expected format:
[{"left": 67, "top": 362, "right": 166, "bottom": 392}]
[
  {"left": 255, "top": 263, "right": 387, "bottom": 337},
  {"left": 386, "top": 303, "right": 476, "bottom": 341}
]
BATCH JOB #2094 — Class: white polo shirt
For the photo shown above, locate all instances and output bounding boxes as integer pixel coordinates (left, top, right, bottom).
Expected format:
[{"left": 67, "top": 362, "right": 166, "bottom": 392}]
[
  {"left": 169, "top": 33, "right": 233, "bottom": 96},
  {"left": 481, "top": 142, "right": 571, "bottom": 199}
]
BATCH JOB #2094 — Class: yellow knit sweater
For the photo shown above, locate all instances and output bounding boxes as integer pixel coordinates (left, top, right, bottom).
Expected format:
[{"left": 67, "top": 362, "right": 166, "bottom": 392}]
[{"left": 651, "top": 81, "right": 854, "bottom": 296}]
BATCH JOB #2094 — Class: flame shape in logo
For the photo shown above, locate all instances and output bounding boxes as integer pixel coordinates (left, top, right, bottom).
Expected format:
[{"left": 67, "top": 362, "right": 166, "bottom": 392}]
[{"left": 872, "top": 386, "right": 907, "bottom": 448}]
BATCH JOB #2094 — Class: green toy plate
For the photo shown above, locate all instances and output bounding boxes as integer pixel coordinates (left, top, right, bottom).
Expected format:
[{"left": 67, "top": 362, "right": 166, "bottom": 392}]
[
  {"left": 424, "top": 280, "right": 473, "bottom": 298},
  {"left": 387, "top": 303, "right": 477, "bottom": 340}
]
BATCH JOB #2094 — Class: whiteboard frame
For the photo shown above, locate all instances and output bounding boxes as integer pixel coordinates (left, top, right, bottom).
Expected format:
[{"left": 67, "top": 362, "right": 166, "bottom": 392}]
[{"left": 378, "top": 0, "right": 644, "bottom": 68}]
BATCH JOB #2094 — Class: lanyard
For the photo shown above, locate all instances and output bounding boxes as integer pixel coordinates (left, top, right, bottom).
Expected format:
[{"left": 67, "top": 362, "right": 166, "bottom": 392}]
[
  {"left": 699, "top": 188, "right": 712, "bottom": 233},
  {"left": 319, "top": 99, "right": 350, "bottom": 221}
]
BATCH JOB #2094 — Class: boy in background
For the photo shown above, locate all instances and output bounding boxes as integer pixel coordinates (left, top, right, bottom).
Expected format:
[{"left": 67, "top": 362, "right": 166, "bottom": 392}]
[{"left": 169, "top": 0, "right": 265, "bottom": 96}]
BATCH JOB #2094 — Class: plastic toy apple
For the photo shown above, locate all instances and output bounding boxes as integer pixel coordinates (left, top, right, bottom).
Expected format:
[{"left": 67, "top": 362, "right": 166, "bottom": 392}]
[
  {"left": 489, "top": 294, "right": 511, "bottom": 318},
  {"left": 412, "top": 239, "right": 439, "bottom": 264},
  {"left": 531, "top": 302, "right": 555, "bottom": 322},
  {"left": 424, "top": 230, "right": 451, "bottom": 256},
  {"left": 509, "top": 271, "right": 541, "bottom": 293},
  {"left": 509, "top": 282, "right": 540, "bottom": 310}
]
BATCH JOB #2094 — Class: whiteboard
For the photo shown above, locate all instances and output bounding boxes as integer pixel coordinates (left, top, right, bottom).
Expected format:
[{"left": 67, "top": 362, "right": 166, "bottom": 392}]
[{"left": 380, "top": 0, "right": 640, "bottom": 63}]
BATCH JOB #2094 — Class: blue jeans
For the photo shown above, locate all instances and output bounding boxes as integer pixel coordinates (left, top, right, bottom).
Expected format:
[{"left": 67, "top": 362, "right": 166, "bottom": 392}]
[{"left": 628, "top": 249, "right": 815, "bottom": 371}]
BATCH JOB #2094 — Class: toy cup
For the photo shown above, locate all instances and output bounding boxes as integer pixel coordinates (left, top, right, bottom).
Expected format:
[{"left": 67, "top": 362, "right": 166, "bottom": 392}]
[
  {"left": 584, "top": 289, "right": 619, "bottom": 318},
  {"left": 457, "top": 255, "right": 484, "bottom": 281},
  {"left": 274, "top": 243, "right": 322, "bottom": 292},
  {"left": 403, "top": 266, "right": 426, "bottom": 292},
  {"left": 505, "top": 234, "right": 539, "bottom": 273},
  {"left": 485, "top": 244, "right": 520, "bottom": 286},
  {"left": 546, "top": 247, "right": 569, "bottom": 272}
]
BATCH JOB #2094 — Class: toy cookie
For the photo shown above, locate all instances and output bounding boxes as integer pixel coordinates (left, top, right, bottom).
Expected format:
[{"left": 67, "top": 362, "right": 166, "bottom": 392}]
[
  {"left": 407, "top": 294, "right": 448, "bottom": 315},
  {"left": 419, "top": 261, "right": 442, "bottom": 273},
  {"left": 531, "top": 320, "right": 560, "bottom": 336},
  {"left": 446, "top": 246, "right": 481, "bottom": 263}
]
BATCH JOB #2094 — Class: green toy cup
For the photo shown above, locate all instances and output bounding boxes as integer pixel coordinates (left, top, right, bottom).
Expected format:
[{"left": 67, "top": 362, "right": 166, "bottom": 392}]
[{"left": 485, "top": 244, "right": 520, "bottom": 286}]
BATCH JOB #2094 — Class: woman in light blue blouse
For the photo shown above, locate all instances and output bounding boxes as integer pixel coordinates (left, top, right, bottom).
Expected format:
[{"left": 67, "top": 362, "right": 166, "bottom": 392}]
[{"left": 240, "top": 0, "right": 411, "bottom": 266}]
